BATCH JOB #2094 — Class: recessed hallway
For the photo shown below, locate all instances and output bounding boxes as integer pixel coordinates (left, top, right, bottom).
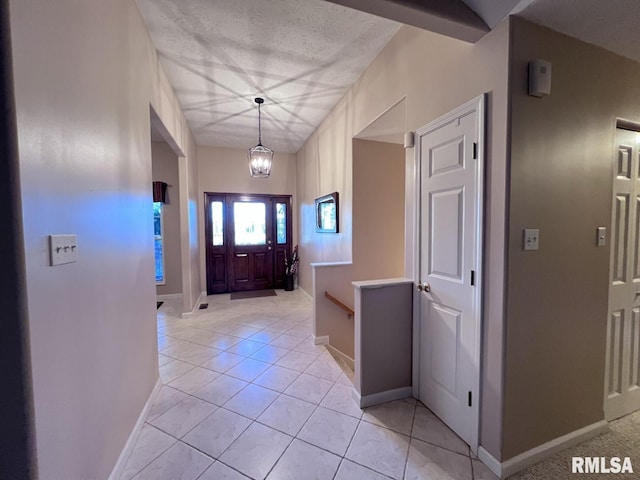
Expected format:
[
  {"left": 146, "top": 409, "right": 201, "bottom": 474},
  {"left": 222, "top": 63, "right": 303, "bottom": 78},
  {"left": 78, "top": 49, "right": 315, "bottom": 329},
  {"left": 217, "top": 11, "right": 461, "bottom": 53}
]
[{"left": 120, "top": 291, "right": 496, "bottom": 479}]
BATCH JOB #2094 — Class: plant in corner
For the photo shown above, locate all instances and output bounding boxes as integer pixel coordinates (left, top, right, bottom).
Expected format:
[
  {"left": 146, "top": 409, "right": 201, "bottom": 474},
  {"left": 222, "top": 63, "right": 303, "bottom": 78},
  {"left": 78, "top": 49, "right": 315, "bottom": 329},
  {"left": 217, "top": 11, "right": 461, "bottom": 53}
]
[{"left": 284, "top": 245, "right": 299, "bottom": 291}]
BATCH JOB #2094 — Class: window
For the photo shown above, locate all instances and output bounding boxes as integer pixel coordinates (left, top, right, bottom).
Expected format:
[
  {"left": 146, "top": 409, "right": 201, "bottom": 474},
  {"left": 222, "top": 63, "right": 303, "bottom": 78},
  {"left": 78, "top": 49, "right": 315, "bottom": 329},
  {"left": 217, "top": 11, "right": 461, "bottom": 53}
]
[
  {"left": 153, "top": 202, "right": 165, "bottom": 284},
  {"left": 276, "top": 202, "right": 287, "bottom": 244},
  {"left": 211, "top": 201, "right": 224, "bottom": 246},
  {"left": 234, "top": 202, "right": 266, "bottom": 245}
]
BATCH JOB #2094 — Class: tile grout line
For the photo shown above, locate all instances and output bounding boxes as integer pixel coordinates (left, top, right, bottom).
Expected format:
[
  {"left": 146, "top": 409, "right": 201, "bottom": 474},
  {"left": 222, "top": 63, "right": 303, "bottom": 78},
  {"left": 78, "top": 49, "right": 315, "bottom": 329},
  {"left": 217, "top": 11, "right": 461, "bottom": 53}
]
[
  {"left": 147, "top": 293, "right": 374, "bottom": 479},
  {"left": 401, "top": 401, "right": 419, "bottom": 480},
  {"left": 120, "top": 424, "right": 179, "bottom": 480}
]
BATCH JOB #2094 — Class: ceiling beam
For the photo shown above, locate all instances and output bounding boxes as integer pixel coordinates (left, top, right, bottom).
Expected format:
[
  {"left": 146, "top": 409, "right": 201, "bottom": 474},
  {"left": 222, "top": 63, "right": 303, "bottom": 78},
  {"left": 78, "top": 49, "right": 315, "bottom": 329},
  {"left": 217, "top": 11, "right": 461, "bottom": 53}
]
[{"left": 324, "top": 0, "right": 490, "bottom": 43}]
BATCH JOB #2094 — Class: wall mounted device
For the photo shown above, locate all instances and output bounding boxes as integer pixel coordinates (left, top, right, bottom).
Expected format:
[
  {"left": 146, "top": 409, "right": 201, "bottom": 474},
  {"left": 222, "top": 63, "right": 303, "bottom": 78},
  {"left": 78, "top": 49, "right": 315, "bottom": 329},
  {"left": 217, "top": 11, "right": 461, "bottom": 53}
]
[
  {"left": 49, "top": 234, "right": 78, "bottom": 266},
  {"left": 523, "top": 228, "right": 539, "bottom": 251},
  {"left": 597, "top": 226, "right": 607, "bottom": 247},
  {"left": 404, "top": 131, "right": 415, "bottom": 149},
  {"left": 528, "top": 59, "right": 552, "bottom": 97}
]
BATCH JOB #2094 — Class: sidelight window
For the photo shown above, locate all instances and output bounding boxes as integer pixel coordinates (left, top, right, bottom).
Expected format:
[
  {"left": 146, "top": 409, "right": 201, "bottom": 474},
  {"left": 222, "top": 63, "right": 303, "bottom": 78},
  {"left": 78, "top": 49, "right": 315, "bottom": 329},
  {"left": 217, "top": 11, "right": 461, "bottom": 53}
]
[
  {"left": 211, "top": 201, "right": 224, "bottom": 246},
  {"left": 276, "top": 203, "right": 287, "bottom": 244},
  {"left": 153, "top": 202, "right": 165, "bottom": 284}
]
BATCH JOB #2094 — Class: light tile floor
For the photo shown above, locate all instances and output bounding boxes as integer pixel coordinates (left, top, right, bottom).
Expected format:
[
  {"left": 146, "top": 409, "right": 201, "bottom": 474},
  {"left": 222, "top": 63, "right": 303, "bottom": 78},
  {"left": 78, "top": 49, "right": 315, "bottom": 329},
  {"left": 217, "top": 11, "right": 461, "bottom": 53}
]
[
  {"left": 122, "top": 290, "right": 640, "bottom": 480},
  {"left": 122, "top": 290, "right": 488, "bottom": 480}
]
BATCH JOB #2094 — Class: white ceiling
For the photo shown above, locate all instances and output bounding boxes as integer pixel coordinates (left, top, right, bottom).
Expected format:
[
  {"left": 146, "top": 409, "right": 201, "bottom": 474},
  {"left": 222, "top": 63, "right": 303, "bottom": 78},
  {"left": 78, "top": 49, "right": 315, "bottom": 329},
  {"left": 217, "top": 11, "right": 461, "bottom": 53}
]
[
  {"left": 136, "top": 0, "right": 399, "bottom": 153},
  {"left": 137, "top": 0, "right": 640, "bottom": 155}
]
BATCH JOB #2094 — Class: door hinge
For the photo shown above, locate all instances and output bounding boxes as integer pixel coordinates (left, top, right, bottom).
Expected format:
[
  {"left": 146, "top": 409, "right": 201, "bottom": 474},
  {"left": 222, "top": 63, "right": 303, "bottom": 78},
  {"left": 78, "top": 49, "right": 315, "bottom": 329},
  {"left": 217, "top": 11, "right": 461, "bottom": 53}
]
[
  {"left": 473, "top": 142, "right": 478, "bottom": 159},
  {"left": 468, "top": 391, "right": 472, "bottom": 407},
  {"left": 471, "top": 270, "right": 475, "bottom": 286}
]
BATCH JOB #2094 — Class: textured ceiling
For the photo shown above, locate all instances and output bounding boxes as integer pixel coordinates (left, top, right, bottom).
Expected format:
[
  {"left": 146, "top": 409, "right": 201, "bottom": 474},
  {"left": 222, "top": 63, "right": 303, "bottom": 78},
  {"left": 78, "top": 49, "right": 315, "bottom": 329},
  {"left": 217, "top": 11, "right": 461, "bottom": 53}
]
[
  {"left": 136, "top": 0, "right": 399, "bottom": 153},
  {"left": 137, "top": 0, "right": 640, "bottom": 155}
]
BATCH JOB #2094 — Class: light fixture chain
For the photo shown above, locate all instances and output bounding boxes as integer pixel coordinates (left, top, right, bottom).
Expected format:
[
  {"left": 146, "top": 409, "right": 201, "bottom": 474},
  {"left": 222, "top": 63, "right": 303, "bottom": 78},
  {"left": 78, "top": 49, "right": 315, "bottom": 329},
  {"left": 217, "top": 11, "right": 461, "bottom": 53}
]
[{"left": 258, "top": 101, "right": 262, "bottom": 145}]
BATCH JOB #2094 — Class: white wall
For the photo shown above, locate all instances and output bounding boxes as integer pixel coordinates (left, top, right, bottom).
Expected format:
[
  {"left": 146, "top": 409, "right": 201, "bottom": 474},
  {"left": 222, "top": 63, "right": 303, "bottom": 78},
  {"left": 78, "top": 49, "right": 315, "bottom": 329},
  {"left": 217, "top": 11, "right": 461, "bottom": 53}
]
[
  {"left": 296, "top": 22, "right": 510, "bottom": 458},
  {"left": 9, "top": 0, "right": 200, "bottom": 477},
  {"left": 197, "top": 145, "right": 297, "bottom": 292}
]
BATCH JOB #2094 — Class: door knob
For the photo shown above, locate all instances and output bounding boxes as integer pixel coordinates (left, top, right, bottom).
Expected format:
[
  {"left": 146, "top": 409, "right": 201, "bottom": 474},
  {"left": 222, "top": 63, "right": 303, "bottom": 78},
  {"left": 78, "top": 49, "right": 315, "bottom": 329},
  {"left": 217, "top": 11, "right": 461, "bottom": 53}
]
[{"left": 417, "top": 283, "right": 431, "bottom": 292}]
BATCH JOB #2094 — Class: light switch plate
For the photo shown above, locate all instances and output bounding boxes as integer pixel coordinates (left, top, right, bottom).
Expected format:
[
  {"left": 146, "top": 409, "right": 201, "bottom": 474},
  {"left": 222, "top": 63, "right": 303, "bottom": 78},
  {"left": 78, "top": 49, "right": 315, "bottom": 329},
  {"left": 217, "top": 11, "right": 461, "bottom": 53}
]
[
  {"left": 523, "top": 228, "right": 539, "bottom": 251},
  {"left": 49, "top": 234, "right": 78, "bottom": 266},
  {"left": 597, "top": 227, "right": 606, "bottom": 247}
]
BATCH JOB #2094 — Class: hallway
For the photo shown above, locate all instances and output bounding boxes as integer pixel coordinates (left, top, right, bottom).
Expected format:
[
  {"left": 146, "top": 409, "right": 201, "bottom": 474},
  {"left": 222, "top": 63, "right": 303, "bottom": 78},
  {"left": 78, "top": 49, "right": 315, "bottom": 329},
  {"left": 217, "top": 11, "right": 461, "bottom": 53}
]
[{"left": 120, "top": 291, "right": 495, "bottom": 479}]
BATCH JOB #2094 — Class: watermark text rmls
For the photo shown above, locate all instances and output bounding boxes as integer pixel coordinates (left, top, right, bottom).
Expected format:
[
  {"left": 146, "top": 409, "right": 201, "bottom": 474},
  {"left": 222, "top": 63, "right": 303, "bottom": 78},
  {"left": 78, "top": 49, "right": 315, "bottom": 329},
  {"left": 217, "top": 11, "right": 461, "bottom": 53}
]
[{"left": 572, "top": 457, "right": 634, "bottom": 474}]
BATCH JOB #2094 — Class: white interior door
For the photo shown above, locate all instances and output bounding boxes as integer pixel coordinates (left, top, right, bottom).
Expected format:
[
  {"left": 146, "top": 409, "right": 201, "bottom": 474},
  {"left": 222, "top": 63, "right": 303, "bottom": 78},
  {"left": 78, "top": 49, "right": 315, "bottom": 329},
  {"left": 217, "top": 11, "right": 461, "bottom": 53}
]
[
  {"left": 416, "top": 96, "right": 484, "bottom": 449},
  {"left": 605, "top": 127, "right": 640, "bottom": 420}
]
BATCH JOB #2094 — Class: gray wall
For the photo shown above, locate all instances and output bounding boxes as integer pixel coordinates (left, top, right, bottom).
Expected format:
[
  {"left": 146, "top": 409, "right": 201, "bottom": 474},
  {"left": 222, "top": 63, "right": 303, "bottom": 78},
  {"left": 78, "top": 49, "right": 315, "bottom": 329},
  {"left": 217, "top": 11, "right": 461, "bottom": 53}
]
[
  {"left": 355, "top": 281, "right": 413, "bottom": 398},
  {"left": 152, "top": 141, "right": 182, "bottom": 296},
  {"left": 503, "top": 16, "right": 640, "bottom": 459}
]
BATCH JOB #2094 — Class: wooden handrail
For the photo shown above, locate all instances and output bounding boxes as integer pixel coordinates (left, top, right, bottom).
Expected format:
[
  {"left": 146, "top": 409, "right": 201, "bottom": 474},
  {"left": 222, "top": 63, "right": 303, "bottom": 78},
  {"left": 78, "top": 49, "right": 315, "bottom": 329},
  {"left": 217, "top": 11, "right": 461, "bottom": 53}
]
[{"left": 324, "top": 291, "right": 355, "bottom": 318}]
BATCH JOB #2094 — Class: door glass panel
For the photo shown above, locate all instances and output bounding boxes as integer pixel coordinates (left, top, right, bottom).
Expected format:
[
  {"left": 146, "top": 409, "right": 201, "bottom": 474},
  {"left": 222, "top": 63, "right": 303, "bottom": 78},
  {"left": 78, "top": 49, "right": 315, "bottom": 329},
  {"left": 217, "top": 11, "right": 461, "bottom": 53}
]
[
  {"left": 276, "top": 202, "right": 287, "bottom": 244},
  {"left": 153, "top": 202, "right": 164, "bottom": 284},
  {"left": 211, "top": 201, "right": 224, "bottom": 246},
  {"left": 234, "top": 202, "right": 266, "bottom": 245}
]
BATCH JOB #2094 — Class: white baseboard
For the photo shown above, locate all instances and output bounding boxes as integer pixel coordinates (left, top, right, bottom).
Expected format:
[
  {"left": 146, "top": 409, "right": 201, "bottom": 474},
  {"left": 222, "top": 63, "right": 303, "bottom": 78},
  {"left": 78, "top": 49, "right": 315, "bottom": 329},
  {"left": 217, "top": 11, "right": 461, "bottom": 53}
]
[
  {"left": 314, "top": 335, "right": 329, "bottom": 345},
  {"left": 299, "top": 287, "right": 313, "bottom": 301},
  {"left": 355, "top": 386, "right": 412, "bottom": 408},
  {"left": 108, "top": 378, "right": 162, "bottom": 480},
  {"left": 478, "top": 420, "right": 609, "bottom": 479},
  {"left": 181, "top": 291, "right": 207, "bottom": 318},
  {"left": 156, "top": 293, "right": 182, "bottom": 300},
  {"left": 325, "top": 344, "right": 354, "bottom": 371},
  {"left": 478, "top": 447, "right": 502, "bottom": 478}
]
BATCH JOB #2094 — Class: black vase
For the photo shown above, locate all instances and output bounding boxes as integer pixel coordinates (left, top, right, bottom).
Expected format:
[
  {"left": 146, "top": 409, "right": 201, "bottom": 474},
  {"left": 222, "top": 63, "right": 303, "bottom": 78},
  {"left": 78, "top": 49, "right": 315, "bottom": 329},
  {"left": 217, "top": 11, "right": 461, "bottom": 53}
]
[{"left": 284, "top": 274, "right": 294, "bottom": 291}]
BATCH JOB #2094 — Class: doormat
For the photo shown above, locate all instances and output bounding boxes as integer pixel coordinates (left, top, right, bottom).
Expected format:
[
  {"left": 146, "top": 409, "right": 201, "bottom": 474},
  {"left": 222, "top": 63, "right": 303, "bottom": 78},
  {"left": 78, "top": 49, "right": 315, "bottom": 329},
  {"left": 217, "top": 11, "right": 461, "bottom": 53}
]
[
  {"left": 156, "top": 301, "right": 164, "bottom": 309},
  {"left": 199, "top": 303, "right": 209, "bottom": 310},
  {"left": 230, "top": 290, "right": 277, "bottom": 300}
]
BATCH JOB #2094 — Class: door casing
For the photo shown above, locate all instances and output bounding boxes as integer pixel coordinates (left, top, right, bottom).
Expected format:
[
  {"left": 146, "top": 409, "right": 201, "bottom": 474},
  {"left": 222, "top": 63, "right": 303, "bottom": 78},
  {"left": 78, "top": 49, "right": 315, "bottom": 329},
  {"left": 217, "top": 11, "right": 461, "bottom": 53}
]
[
  {"left": 412, "top": 94, "right": 485, "bottom": 453},
  {"left": 204, "top": 192, "right": 292, "bottom": 294}
]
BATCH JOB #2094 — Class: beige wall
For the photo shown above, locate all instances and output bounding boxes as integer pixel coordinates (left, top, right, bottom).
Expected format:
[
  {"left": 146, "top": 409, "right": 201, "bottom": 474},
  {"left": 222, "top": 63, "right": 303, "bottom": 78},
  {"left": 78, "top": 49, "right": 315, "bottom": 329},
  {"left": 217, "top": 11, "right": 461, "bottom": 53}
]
[
  {"left": 312, "top": 262, "right": 355, "bottom": 357},
  {"left": 9, "top": 0, "right": 200, "bottom": 478},
  {"left": 502, "top": 17, "right": 640, "bottom": 460},
  {"left": 197, "top": 145, "right": 297, "bottom": 292},
  {"left": 297, "top": 22, "right": 510, "bottom": 457},
  {"left": 353, "top": 139, "right": 405, "bottom": 280},
  {"left": 152, "top": 141, "right": 182, "bottom": 295}
]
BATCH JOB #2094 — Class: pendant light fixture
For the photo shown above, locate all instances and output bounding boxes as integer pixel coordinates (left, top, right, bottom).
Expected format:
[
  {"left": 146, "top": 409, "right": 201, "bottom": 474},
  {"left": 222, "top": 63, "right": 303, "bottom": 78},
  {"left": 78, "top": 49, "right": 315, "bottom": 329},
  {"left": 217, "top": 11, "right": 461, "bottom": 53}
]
[{"left": 248, "top": 97, "right": 273, "bottom": 178}]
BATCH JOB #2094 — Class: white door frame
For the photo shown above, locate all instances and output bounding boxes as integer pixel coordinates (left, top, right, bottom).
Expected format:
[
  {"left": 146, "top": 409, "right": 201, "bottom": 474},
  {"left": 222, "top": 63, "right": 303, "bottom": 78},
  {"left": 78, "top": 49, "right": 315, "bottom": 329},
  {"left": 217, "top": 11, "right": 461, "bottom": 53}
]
[
  {"left": 411, "top": 94, "right": 485, "bottom": 453},
  {"left": 604, "top": 119, "right": 640, "bottom": 421}
]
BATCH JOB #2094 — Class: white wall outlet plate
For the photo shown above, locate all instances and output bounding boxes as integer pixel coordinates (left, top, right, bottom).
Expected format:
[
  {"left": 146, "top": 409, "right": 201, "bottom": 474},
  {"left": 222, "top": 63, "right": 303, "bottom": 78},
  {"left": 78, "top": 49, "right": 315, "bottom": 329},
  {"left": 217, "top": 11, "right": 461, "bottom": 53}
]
[
  {"left": 49, "top": 234, "right": 78, "bottom": 266},
  {"left": 523, "top": 228, "right": 539, "bottom": 251}
]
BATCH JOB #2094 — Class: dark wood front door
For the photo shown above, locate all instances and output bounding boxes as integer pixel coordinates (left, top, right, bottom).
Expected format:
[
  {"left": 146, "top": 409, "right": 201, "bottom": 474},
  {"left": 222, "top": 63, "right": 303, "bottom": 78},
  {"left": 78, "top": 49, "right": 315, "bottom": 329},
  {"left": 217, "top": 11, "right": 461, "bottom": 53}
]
[{"left": 205, "top": 193, "right": 292, "bottom": 294}]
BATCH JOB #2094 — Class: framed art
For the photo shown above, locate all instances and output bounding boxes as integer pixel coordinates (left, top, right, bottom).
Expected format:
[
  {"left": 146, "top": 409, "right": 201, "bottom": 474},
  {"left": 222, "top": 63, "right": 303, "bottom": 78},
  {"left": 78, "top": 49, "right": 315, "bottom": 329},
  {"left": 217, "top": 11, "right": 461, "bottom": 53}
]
[{"left": 315, "top": 192, "right": 339, "bottom": 233}]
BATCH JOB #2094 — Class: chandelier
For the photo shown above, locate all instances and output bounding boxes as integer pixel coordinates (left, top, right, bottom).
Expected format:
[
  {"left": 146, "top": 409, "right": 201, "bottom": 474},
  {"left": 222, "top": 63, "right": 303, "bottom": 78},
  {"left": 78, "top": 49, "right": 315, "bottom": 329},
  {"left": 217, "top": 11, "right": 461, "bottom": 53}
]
[{"left": 247, "top": 97, "right": 273, "bottom": 178}]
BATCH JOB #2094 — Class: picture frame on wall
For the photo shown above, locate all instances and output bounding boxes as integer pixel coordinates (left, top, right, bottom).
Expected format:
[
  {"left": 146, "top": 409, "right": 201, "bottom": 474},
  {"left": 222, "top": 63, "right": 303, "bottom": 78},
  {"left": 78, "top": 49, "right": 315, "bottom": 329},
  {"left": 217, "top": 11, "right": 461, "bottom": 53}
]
[{"left": 315, "top": 192, "right": 339, "bottom": 233}]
